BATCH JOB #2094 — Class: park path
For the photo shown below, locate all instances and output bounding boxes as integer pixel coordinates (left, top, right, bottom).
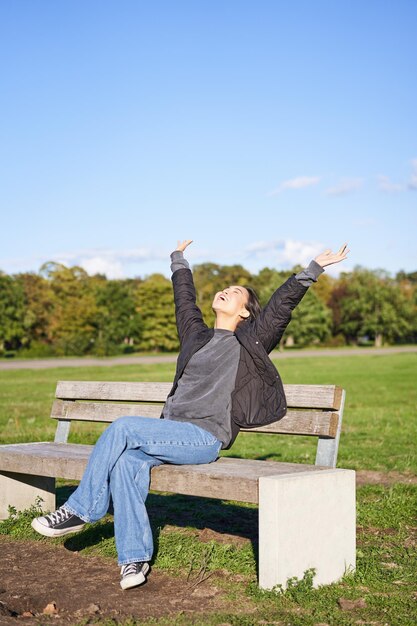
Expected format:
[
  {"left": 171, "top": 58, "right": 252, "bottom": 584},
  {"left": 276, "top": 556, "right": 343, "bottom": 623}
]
[{"left": 0, "top": 345, "right": 416, "bottom": 370}]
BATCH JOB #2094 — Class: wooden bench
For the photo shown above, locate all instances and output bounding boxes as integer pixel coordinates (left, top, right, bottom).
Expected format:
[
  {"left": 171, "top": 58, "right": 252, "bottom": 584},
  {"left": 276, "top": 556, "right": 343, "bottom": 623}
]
[{"left": 0, "top": 380, "right": 356, "bottom": 590}]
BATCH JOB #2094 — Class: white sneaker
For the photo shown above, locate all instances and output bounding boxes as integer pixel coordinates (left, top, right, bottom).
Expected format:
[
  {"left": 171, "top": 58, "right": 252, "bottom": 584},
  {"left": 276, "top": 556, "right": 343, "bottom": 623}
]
[
  {"left": 31, "top": 505, "right": 86, "bottom": 537},
  {"left": 120, "top": 561, "right": 150, "bottom": 590}
]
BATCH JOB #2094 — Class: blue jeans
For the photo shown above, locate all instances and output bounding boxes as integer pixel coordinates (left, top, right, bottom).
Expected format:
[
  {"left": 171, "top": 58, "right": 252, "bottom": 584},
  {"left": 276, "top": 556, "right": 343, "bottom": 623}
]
[{"left": 64, "top": 416, "right": 222, "bottom": 565}]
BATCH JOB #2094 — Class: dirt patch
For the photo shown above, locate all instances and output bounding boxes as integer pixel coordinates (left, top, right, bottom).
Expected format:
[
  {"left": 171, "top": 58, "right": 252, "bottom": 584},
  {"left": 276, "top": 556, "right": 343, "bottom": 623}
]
[
  {"left": 0, "top": 536, "right": 237, "bottom": 625},
  {"left": 355, "top": 470, "right": 417, "bottom": 487},
  {"left": 197, "top": 527, "right": 250, "bottom": 548},
  {"left": 162, "top": 524, "right": 251, "bottom": 548}
]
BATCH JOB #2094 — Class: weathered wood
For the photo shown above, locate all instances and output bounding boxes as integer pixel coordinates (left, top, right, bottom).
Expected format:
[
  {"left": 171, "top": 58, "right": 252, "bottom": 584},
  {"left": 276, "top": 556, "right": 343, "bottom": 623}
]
[
  {"left": 50, "top": 400, "right": 339, "bottom": 438},
  {"left": 315, "top": 389, "right": 346, "bottom": 467},
  {"left": 242, "top": 410, "right": 338, "bottom": 437},
  {"left": 55, "top": 381, "right": 343, "bottom": 410},
  {"left": 56, "top": 381, "right": 172, "bottom": 402},
  {"left": 284, "top": 384, "right": 343, "bottom": 410},
  {"left": 0, "top": 442, "right": 329, "bottom": 504},
  {"left": 54, "top": 419, "right": 71, "bottom": 444},
  {"left": 51, "top": 400, "right": 163, "bottom": 421}
]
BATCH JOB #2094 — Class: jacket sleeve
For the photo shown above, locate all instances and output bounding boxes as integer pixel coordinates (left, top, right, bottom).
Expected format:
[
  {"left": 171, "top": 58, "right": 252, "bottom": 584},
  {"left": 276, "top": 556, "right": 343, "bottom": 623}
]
[
  {"left": 171, "top": 251, "right": 208, "bottom": 345},
  {"left": 294, "top": 259, "right": 324, "bottom": 286},
  {"left": 252, "top": 262, "right": 322, "bottom": 353}
]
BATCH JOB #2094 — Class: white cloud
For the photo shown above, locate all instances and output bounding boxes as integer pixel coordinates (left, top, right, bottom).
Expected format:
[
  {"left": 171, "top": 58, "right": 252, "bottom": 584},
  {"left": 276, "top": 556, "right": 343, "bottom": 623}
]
[
  {"left": 242, "top": 239, "right": 354, "bottom": 277},
  {"left": 408, "top": 158, "right": 417, "bottom": 190},
  {"left": 377, "top": 175, "right": 404, "bottom": 193},
  {"left": 267, "top": 176, "right": 320, "bottom": 196},
  {"left": 47, "top": 247, "right": 166, "bottom": 279},
  {"left": 245, "top": 241, "right": 278, "bottom": 254},
  {"left": 79, "top": 257, "right": 125, "bottom": 279},
  {"left": 0, "top": 246, "right": 169, "bottom": 279},
  {"left": 325, "top": 178, "right": 363, "bottom": 196},
  {"left": 245, "top": 238, "right": 325, "bottom": 268}
]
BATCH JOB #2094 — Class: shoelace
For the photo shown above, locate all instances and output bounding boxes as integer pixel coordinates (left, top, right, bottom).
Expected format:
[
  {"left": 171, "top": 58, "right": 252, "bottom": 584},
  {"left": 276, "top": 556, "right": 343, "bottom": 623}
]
[
  {"left": 45, "top": 506, "right": 71, "bottom": 525},
  {"left": 121, "top": 562, "right": 140, "bottom": 577}
]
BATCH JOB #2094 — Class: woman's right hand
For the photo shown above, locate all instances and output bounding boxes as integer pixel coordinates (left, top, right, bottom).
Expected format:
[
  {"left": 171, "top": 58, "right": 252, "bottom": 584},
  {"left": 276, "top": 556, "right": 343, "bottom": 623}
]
[{"left": 176, "top": 240, "right": 193, "bottom": 252}]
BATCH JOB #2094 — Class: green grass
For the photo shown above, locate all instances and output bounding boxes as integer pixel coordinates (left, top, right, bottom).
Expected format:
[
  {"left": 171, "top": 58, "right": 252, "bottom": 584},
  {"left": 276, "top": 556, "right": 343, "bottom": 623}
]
[
  {"left": 1, "top": 353, "right": 416, "bottom": 472},
  {"left": 1, "top": 483, "right": 416, "bottom": 625},
  {"left": 0, "top": 352, "right": 416, "bottom": 624}
]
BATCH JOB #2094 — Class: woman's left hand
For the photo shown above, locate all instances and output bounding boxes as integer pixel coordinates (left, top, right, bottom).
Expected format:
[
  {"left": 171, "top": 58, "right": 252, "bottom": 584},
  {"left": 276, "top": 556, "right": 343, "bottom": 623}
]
[
  {"left": 176, "top": 240, "right": 193, "bottom": 252},
  {"left": 314, "top": 243, "right": 350, "bottom": 268}
]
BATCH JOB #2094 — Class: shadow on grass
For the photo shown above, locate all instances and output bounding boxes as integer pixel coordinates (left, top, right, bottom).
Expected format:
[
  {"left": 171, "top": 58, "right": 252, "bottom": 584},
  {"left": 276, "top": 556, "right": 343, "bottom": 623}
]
[
  {"left": 222, "top": 452, "right": 284, "bottom": 461},
  {"left": 58, "top": 483, "right": 258, "bottom": 565}
]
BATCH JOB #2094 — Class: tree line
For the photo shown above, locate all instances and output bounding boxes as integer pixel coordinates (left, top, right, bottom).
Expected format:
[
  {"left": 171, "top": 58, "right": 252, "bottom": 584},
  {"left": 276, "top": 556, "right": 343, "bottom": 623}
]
[{"left": 0, "top": 261, "right": 416, "bottom": 357}]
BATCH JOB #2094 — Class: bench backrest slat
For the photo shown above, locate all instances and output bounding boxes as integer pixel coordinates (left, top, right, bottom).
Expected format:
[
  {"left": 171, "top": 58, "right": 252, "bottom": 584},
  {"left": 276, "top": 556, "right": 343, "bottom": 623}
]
[
  {"left": 52, "top": 379, "right": 346, "bottom": 466},
  {"left": 55, "top": 381, "right": 342, "bottom": 410},
  {"left": 55, "top": 381, "right": 172, "bottom": 403},
  {"left": 51, "top": 399, "right": 339, "bottom": 438}
]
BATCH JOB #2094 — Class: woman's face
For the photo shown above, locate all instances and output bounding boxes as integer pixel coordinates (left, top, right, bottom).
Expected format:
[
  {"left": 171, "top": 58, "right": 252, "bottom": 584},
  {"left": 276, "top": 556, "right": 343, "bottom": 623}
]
[{"left": 212, "top": 285, "right": 250, "bottom": 320}]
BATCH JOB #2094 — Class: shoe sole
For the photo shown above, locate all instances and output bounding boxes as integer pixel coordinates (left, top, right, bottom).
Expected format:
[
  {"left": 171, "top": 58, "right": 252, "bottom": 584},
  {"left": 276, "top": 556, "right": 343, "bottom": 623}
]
[
  {"left": 31, "top": 518, "right": 85, "bottom": 537},
  {"left": 120, "top": 563, "right": 150, "bottom": 590}
]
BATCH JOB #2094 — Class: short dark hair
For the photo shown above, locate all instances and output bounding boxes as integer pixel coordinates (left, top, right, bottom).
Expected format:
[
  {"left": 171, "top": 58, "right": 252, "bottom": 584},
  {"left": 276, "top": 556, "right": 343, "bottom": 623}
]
[{"left": 242, "top": 285, "right": 262, "bottom": 321}]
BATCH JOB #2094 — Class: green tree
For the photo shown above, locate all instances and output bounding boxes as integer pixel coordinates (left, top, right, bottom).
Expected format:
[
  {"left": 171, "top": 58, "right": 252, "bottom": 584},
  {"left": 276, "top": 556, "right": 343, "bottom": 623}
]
[
  {"left": 331, "top": 266, "right": 415, "bottom": 346},
  {"left": 135, "top": 274, "right": 178, "bottom": 351},
  {"left": 93, "top": 278, "right": 143, "bottom": 355},
  {"left": 394, "top": 275, "right": 417, "bottom": 343},
  {"left": 40, "top": 262, "right": 99, "bottom": 355},
  {"left": 0, "top": 273, "right": 26, "bottom": 353},
  {"left": 15, "top": 272, "right": 55, "bottom": 352},
  {"left": 284, "top": 289, "right": 332, "bottom": 347},
  {"left": 253, "top": 267, "right": 331, "bottom": 348},
  {"left": 396, "top": 269, "right": 417, "bottom": 284},
  {"left": 251, "top": 267, "right": 289, "bottom": 307}
]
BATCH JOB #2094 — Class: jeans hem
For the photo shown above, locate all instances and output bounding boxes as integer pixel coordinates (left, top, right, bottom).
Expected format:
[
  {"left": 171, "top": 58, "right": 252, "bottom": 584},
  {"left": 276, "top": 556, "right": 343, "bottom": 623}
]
[
  {"left": 118, "top": 556, "right": 152, "bottom": 566},
  {"left": 64, "top": 503, "right": 91, "bottom": 524}
]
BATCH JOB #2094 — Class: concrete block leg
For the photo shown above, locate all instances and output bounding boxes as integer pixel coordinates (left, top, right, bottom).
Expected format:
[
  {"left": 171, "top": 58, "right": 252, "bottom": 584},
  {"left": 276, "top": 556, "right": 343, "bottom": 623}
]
[
  {"left": 258, "top": 469, "right": 356, "bottom": 590},
  {"left": 0, "top": 471, "right": 56, "bottom": 520}
]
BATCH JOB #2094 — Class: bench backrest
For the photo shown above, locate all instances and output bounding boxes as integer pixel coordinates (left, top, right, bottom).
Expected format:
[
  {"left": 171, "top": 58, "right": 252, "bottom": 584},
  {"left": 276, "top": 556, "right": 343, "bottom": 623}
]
[{"left": 51, "top": 381, "right": 346, "bottom": 468}]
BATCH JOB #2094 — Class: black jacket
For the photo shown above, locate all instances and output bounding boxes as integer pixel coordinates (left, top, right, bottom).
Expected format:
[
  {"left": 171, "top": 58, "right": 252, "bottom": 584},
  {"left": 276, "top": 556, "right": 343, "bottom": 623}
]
[{"left": 162, "top": 267, "right": 309, "bottom": 449}]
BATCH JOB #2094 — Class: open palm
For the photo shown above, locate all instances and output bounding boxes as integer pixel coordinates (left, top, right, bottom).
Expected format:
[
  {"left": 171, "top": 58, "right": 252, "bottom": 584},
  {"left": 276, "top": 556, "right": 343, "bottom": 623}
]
[
  {"left": 314, "top": 243, "right": 350, "bottom": 268},
  {"left": 176, "top": 240, "right": 193, "bottom": 253}
]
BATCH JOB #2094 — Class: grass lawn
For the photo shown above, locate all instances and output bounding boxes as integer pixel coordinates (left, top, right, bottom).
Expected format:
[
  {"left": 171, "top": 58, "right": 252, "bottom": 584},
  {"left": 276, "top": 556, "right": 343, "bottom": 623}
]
[
  {"left": 0, "top": 352, "right": 416, "bottom": 625},
  {"left": 1, "top": 353, "right": 416, "bottom": 473}
]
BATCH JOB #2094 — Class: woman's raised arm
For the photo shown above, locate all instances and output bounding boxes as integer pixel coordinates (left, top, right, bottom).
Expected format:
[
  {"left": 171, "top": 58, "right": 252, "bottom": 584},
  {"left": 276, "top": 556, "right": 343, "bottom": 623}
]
[{"left": 171, "top": 239, "right": 207, "bottom": 344}]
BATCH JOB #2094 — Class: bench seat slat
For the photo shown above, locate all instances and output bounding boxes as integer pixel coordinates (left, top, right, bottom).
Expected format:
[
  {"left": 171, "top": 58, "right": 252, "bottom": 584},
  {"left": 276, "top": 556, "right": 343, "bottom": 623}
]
[
  {"left": 56, "top": 381, "right": 343, "bottom": 410},
  {"left": 51, "top": 400, "right": 339, "bottom": 438},
  {"left": 0, "top": 442, "right": 329, "bottom": 504}
]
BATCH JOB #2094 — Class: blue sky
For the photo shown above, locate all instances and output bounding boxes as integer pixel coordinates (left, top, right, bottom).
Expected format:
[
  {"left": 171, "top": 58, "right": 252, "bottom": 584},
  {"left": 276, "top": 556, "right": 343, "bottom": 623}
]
[{"left": 1, "top": 0, "right": 416, "bottom": 280}]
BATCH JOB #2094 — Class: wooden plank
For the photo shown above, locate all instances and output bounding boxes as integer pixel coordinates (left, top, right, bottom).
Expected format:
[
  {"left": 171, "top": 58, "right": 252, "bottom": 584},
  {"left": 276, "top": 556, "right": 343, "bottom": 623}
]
[
  {"left": 56, "top": 381, "right": 172, "bottom": 402},
  {"left": 243, "top": 410, "right": 339, "bottom": 438},
  {"left": 0, "top": 442, "right": 328, "bottom": 504},
  {"left": 50, "top": 400, "right": 339, "bottom": 437},
  {"left": 56, "top": 381, "right": 343, "bottom": 410},
  {"left": 51, "top": 400, "right": 163, "bottom": 421},
  {"left": 283, "top": 384, "right": 343, "bottom": 410}
]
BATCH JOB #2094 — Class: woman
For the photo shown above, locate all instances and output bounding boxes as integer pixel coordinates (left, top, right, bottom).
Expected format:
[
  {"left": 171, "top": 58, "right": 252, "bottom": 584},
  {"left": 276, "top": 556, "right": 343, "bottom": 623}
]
[{"left": 32, "top": 240, "right": 349, "bottom": 590}]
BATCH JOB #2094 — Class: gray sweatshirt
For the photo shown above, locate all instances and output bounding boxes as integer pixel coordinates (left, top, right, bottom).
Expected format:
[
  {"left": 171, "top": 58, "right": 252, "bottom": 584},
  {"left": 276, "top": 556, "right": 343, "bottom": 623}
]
[{"left": 163, "top": 252, "right": 324, "bottom": 448}]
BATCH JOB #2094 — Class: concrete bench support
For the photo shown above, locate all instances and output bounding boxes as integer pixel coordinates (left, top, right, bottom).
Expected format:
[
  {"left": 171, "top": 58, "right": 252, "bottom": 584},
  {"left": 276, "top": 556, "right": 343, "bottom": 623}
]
[
  {"left": 0, "top": 471, "right": 56, "bottom": 520},
  {"left": 258, "top": 468, "right": 356, "bottom": 590}
]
